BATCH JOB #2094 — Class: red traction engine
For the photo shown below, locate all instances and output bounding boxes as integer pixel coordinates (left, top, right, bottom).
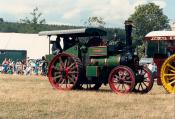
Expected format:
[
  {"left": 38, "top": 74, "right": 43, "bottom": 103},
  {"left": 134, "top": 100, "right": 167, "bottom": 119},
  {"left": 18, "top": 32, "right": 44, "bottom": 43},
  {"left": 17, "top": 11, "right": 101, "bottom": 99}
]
[
  {"left": 39, "top": 21, "right": 154, "bottom": 94},
  {"left": 145, "top": 31, "right": 175, "bottom": 94}
]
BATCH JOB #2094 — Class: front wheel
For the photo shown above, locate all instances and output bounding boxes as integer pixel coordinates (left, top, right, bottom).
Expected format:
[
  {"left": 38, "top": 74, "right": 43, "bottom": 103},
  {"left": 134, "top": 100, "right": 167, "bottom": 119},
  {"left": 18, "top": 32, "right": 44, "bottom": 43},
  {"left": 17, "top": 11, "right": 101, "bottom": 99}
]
[{"left": 108, "top": 66, "right": 135, "bottom": 94}]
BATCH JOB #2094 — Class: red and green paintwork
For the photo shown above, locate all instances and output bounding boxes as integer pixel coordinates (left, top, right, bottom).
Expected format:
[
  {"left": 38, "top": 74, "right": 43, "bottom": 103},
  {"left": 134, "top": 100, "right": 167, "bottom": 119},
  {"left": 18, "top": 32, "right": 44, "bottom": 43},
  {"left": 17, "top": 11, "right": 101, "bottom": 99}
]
[
  {"left": 46, "top": 44, "right": 121, "bottom": 77},
  {"left": 88, "top": 46, "right": 107, "bottom": 56}
]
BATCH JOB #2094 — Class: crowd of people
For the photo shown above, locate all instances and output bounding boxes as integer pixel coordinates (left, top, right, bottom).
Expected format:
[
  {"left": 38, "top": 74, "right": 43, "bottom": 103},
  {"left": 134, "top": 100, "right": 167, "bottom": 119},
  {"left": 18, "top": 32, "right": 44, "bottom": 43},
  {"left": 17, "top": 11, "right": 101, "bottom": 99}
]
[{"left": 0, "top": 57, "right": 48, "bottom": 76}]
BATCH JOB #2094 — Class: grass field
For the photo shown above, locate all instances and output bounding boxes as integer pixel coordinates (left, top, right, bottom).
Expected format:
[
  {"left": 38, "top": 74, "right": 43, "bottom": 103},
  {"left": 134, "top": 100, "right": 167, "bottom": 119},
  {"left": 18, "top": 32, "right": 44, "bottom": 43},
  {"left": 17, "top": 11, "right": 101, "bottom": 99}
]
[{"left": 0, "top": 74, "right": 174, "bottom": 119}]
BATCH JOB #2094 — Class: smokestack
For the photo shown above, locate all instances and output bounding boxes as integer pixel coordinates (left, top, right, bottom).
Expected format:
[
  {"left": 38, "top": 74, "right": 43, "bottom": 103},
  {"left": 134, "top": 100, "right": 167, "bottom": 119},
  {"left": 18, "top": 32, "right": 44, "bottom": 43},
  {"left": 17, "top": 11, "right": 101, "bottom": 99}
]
[{"left": 125, "top": 20, "right": 133, "bottom": 52}]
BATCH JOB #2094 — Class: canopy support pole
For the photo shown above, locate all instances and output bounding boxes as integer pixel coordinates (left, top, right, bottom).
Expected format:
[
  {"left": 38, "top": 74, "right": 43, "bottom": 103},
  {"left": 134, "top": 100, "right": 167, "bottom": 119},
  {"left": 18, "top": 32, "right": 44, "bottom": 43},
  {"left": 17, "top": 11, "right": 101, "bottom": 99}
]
[
  {"left": 48, "top": 35, "right": 51, "bottom": 55},
  {"left": 158, "top": 41, "right": 160, "bottom": 53}
]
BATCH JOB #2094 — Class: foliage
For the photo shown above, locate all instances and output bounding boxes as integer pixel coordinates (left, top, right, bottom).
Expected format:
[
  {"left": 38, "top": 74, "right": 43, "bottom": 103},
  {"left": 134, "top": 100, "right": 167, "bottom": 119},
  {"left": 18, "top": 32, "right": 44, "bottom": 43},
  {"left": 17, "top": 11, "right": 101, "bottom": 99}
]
[
  {"left": 129, "top": 3, "right": 170, "bottom": 41},
  {"left": 104, "top": 28, "right": 125, "bottom": 42},
  {"left": 84, "top": 16, "right": 106, "bottom": 28},
  {"left": 129, "top": 3, "right": 170, "bottom": 57},
  {"left": 19, "top": 7, "right": 46, "bottom": 33},
  {"left": 0, "top": 18, "right": 4, "bottom": 23},
  {"left": 136, "top": 44, "right": 145, "bottom": 58},
  {"left": 83, "top": 16, "right": 125, "bottom": 42}
]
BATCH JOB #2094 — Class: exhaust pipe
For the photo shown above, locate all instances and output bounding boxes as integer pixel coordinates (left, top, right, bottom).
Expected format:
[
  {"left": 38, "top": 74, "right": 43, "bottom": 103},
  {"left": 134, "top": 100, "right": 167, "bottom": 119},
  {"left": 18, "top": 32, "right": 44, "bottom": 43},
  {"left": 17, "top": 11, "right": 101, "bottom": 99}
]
[{"left": 125, "top": 20, "right": 133, "bottom": 52}]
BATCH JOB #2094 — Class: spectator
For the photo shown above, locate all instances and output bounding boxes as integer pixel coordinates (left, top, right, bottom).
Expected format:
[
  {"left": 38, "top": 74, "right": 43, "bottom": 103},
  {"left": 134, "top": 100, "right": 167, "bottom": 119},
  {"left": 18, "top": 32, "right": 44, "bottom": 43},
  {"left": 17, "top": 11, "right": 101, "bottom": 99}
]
[
  {"left": 2, "top": 58, "right": 9, "bottom": 73},
  {"left": 41, "top": 56, "right": 48, "bottom": 76},
  {"left": 148, "top": 62, "right": 157, "bottom": 78}
]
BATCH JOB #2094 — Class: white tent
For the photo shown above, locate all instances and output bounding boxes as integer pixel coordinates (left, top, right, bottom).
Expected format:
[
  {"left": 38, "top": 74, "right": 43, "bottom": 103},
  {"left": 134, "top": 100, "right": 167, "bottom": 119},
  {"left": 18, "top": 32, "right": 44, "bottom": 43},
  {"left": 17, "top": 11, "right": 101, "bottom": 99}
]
[{"left": 0, "top": 32, "right": 50, "bottom": 59}]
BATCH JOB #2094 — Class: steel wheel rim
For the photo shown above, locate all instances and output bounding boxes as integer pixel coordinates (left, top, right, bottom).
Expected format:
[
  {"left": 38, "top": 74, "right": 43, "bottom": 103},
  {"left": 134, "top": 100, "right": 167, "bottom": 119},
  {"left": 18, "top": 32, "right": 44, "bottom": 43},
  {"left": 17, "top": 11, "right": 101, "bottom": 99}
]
[
  {"left": 48, "top": 53, "right": 79, "bottom": 90},
  {"left": 161, "top": 54, "right": 175, "bottom": 94},
  {"left": 109, "top": 66, "right": 135, "bottom": 94}
]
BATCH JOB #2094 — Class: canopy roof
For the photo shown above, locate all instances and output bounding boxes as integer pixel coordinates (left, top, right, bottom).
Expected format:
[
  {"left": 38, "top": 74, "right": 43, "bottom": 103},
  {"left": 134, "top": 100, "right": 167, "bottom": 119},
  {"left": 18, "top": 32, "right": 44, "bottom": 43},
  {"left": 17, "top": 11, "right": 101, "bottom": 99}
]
[
  {"left": 38, "top": 28, "right": 107, "bottom": 37},
  {"left": 144, "top": 31, "right": 175, "bottom": 41}
]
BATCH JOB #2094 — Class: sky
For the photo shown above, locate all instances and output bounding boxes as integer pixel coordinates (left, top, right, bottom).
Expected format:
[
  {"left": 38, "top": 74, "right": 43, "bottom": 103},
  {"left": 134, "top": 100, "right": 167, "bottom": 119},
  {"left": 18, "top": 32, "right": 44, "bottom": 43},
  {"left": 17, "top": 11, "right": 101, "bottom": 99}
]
[{"left": 0, "top": 0, "right": 174, "bottom": 28}]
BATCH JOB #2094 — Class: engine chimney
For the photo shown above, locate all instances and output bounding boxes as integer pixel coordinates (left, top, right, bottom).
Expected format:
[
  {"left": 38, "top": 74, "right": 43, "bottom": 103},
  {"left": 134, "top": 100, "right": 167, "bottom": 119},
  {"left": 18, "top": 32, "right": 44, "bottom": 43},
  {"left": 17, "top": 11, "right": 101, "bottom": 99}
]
[{"left": 125, "top": 20, "right": 133, "bottom": 52}]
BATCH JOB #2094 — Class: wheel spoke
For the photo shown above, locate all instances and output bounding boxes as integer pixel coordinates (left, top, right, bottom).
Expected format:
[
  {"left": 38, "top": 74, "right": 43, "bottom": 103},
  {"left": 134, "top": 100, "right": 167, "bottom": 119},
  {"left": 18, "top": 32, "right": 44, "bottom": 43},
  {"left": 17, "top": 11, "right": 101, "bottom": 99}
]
[
  {"left": 140, "top": 83, "right": 144, "bottom": 90},
  {"left": 117, "top": 83, "right": 121, "bottom": 89},
  {"left": 54, "top": 71, "right": 61, "bottom": 75},
  {"left": 140, "top": 69, "right": 143, "bottom": 74},
  {"left": 143, "top": 78, "right": 150, "bottom": 82},
  {"left": 68, "top": 71, "right": 78, "bottom": 74},
  {"left": 167, "top": 63, "right": 175, "bottom": 70},
  {"left": 64, "top": 59, "right": 68, "bottom": 68},
  {"left": 70, "top": 66, "right": 77, "bottom": 71},
  {"left": 164, "top": 74, "right": 175, "bottom": 76},
  {"left": 68, "top": 63, "right": 75, "bottom": 69},
  {"left": 114, "top": 75, "right": 119, "bottom": 79},
  {"left": 112, "top": 78, "right": 119, "bottom": 83},
  {"left": 142, "top": 82, "right": 148, "bottom": 88},
  {"left": 52, "top": 66, "right": 60, "bottom": 71},
  {"left": 66, "top": 57, "right": 70, "bottom": 66},
  {"left": 169, "top": 69, "right": 175, "bottom": 73},
  {"left": 54, "top": 78, "right": 64, "bottom": 85},
  {"left": 60, "top": 78, "right": 66, "bottom": 85},
  {"left": 124, "top": 80, "right": 132, "bottom": 84},
  {"left": 59, "top": 57, "right": 64, "bottom": 67},
  {"left": 142, "top": 73, "right": 146, "bottom": 76},
  {"left": 68, "top": 76, "right": 76, "bottom": 84},
  {"left": 169, "top": 76, "right": 175, "bottom": 80},
  {"left": 122, "top": 84, "right": 126, "bottom": 90},
  {"left": 135, "top": 83, "right": 139, "bottom": 90},
  {"left": 169, "top": 80, "right": 175, "bottom": 85},
  {"left": 53, "top": 75, "right": 61, "bottom": 79},
  {"left": 138, "top": 83, "right": 141, "bottom": 90}
]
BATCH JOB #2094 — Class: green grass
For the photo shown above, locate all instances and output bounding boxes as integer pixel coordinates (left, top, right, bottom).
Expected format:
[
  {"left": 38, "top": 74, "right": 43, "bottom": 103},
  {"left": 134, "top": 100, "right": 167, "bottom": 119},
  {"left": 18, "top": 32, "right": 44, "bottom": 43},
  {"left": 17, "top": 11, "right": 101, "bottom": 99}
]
[{"left": 0, "top": 74, "right": 174, "bottom": 119}]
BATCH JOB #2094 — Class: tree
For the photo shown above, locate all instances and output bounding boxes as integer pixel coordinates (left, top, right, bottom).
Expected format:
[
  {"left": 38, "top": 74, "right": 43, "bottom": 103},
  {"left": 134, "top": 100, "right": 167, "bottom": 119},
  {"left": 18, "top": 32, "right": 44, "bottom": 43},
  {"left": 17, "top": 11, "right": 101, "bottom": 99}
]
[
  {"left": 129, "top": 3, "right": 170, "bottom": 57},
  {"left": 0, "top": 18, "right": 4, "bottom": 23},
  {"left": 84, "top": 16, "right": 106, "bottom": 28},
  {"left": 20, "top": 7, "right": 46, "bottom": 32}
]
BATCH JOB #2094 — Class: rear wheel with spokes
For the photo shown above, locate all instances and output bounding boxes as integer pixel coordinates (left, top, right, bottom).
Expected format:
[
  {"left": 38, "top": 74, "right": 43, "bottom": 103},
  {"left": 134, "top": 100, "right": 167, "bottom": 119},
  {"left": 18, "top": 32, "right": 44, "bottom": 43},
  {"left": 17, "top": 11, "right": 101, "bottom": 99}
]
[{"left": 48, "top": 53, "right": 81, "bottom": 90}]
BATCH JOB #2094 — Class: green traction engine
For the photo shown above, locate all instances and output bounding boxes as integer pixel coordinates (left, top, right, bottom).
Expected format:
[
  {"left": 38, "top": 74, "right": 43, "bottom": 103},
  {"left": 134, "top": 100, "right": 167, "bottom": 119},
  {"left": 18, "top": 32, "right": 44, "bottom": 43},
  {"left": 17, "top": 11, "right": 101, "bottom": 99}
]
[{"left": 39, "top": 21, "right": 154, "bottom": 94}]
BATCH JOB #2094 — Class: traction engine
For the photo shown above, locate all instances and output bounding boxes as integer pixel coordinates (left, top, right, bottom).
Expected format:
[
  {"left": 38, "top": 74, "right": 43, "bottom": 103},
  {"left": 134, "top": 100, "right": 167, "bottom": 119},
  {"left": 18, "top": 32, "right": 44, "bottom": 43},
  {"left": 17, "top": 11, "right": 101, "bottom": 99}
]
[{"left": 39, "top": 20, "right": 154, "bottom": 94}]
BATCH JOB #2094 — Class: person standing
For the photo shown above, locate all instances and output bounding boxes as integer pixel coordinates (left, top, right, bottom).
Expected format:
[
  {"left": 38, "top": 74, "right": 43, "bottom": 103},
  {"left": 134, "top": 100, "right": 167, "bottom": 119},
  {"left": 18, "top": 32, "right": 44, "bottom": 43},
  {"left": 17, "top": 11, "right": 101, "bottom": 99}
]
[{"left": 2, "top": 58, "right": 9, "bottom": 73}]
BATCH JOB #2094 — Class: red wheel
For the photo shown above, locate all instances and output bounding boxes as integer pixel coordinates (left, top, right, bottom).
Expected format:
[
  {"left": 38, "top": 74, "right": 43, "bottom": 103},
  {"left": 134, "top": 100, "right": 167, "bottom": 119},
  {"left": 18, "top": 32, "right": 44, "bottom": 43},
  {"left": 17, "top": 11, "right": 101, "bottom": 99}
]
[
  {"left": 48, "top": 53, "right": 80, "bottom": 90},
  {"left": 133, "top": 67, "right": 154, "bottom": 93},
  {"left": 108, "top": 66, "right": 135, "bottom": 94}
]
